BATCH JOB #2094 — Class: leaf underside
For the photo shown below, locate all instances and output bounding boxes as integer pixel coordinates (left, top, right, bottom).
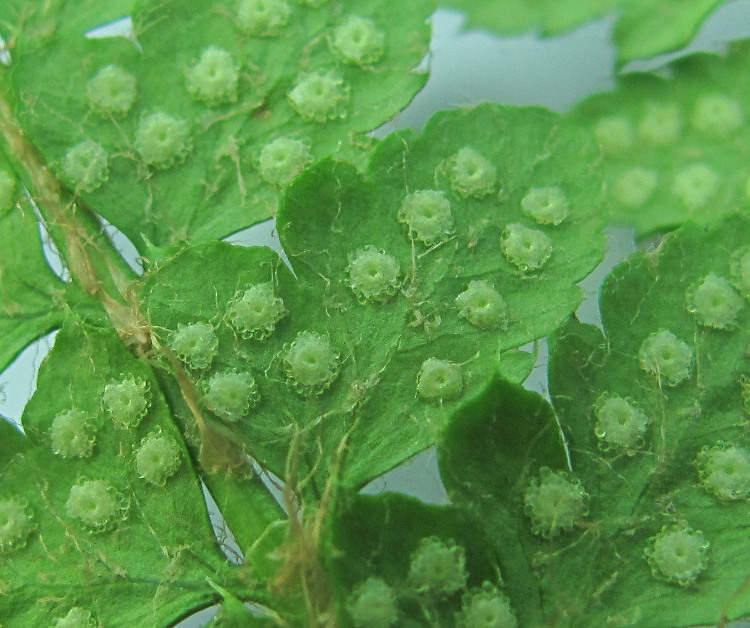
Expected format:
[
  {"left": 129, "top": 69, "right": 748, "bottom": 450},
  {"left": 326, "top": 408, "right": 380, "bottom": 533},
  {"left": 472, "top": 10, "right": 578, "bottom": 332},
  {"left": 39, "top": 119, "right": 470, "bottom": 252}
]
[
  {"left": 438, "top": 214, "right": 750, "bottom": 627},
  {"left": 1, "top": 0, "right": 433, "bottom": 253},
  {"left": 574, "top": 41, "right": 750, "bottom": 235},
  {"left": 141, "top": 103, "right": 606, "bottom": 497},
  {"left": 0, "top": 322, "right": 242, "bottom": 627}
]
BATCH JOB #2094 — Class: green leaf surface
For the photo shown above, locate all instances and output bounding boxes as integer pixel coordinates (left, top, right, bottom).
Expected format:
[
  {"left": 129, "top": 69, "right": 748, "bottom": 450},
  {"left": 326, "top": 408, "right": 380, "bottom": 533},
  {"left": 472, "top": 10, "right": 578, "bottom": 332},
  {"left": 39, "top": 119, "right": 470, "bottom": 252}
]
[
  {"left": 141, "top": 103, "right": 606, "bottom": 492},
  {"left": 3, "top": 0, "right": 433, "bottom": 253},
  {"left": 0, "top": 321, "right": 244, "bottom": 627},
  {"left": 437, "top": 377, "right": 569, "bottom": 628},
  {"left": 443, "top": 0, "right": 722, "bottom": 65},
  {"left": 0, "top": 155, "right": 66, "bottom": 374},
  {"left": 543, "top": 214, "right": 750, "bottom": 625},
  {"left": 573, "top": 41, "right": 750, "bottom": 235},
  {"left": 325, "top": 490, "right": 503, "bottom": 627}
]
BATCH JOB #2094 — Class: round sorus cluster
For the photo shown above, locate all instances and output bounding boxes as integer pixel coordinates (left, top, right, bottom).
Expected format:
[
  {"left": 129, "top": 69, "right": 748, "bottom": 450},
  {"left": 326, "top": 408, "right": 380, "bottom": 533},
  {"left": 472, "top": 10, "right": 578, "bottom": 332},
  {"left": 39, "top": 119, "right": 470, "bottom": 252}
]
[
  {"left": 456, "top": 582, "right": 518, "bottom": 628},
  {"left": 346, "top": 577, "right": 399, "bottom": 628},
  {"left": 258, "top": 137, "right": 312, "bottom": 187},
  {"left": 524, "top": 467, "right": 588, "bottom": 538},
  {"left": 416, "top": 358, "right": 463, "bottom": 403},
  {"left": 671, "top": 163, "right": 719, "bottom": 211},
  {"left": 203, "top": 371, "right": 260, "bottom": 421},
  {"left": 50, "top": 409, "right": 96, "bottom": 458},
  {"left": 134, "top": 111, "right": 192, "bottom": 169},
  {"left": 86, "top": 64, "right": 137, "bottom": 114},
  {"left": 62, "top": 140, "right": 109, "bottom": 192},
  {"left": 0, "top": 499, "right": 34, "bottom": 551},
  {"left": 332, "top": 16, "right": 385, "bottom": 65},
  {"left": 593, "top": 394, "right": 649, "bottom": 452},
  {"left": 185, "top": 46, "right": 239, "bottom": 104},
  {"left": 135, "top": 433, "right": 182, "bottom": 486},
  {"left": 500, "top": 223, "right": 553, "bottom": 271},
  {"left": 282, "top": 331, "right": 339, "bottom": 396},
  {"left": 455, "top": 280, "right": 508, "bottom": 330},
  {"left": 227, "top": 283, "right": 286, "bottom": 339},
  {"left": 102, "top": 376, "right": 151, "bottom": 429},
  {"left": 287, "top": 71, "right": 349, "bottom": 122},
  {"left": 170, "top": 322, "right": 219, "bottom": 369},
  {"left": 686, "top": 272, "right": 743, "bottom": 329},
  {"left": 398, "top": 189, "right": 454, "bottom": 246},
  {"left": 520, "top": 186, "right": 570, "bottom": 225},
  {"left": 691, "top": 93, "right": 743, "bottom": 138},
  {"left": 645, "top": 526, "right": 709, "bottom": 586},
  {"left": 445, "top": 146, "right": 497, "bottom": 199},
  {"left": 638, "top": 329, "right": 693, "bottom": 386},
  {"left": 237, "top": 0, "right": 292, "bottom": 36},
  {"left": 696, "top": 443, "right": 750, "bottom": 500},
  {"left": 408, "top": 536, "right": 467, "bottom": 596},
  {"left": 65, "top": 479, "right": 125, "bottom": 531},
  {"left": 345, "top": 245, "right": 401, "bottom": 303}
]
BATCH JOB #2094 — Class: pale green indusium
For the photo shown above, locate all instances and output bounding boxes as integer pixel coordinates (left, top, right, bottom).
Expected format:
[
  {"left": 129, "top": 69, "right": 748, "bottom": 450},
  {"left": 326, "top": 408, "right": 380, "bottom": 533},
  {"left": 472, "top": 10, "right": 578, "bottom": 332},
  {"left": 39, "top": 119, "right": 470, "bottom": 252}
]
[
  {"left": 456, "top": 583, "right": 518, "bottom": 628},
  {"left": 407, "top": 537, "right": 467, "bottom": 596},
  {"left": 62, "top": 140, "right": 109, "bottom": 192},
  {"left": 134, "top": 111, "right": 192, "bottom": 169},
  {"left": 645, "top": 527, "right": 709, "bottom": 586},
  {"left": 593, "top": 394, "right": 649, "bottom": 452},
  {"left": 594, "top": 116, "right": 633, "bottom": 154},
  {"left": 638, "top": 102, "right": 682, "bottom": 145},
  {"left": 86, "top": 64, "right": 137, "bottom": 114},
  {"left": 398, "top": 189, "right": 454, "bottom": 245},
  {"left": 237, "top": 0, "right": 292, "bottom": 36},
  {"left": 135, "top": 433, "right": 182, "bottom": 486},
  {"left": 332, "top": 16, "right": 386, "bottom": 65},
  {"left": 612, "top": 167, "right": 658, "bottom": 208},
  {"left": 0, "top": 499, "right": 33, "bottom": 551},
  {"left": 52, "top": 607, "right": 95, "bottom": 628},
  {"left": 520, "top": 186, "right": 570, "bottom": 225},
  {"left": 226, "top": 283, "right": 286, "bottom": 339},
  {"left": 671, "top": 163, "right": 719, "bottom": 211},
  {"left": 416, "top": 358, "right": 463, "bottom": 402},
  {"left": 345, "top": 245, "right": 401, "bottom": 303},
  {"left": 455, "top": 280, "right": 508, "bottom": 330},
  {"left": 691, "top": 93, "right": 744, "bottom": 138},
  {"left": 287, "top": 71, "right": 350, "bottom": 122},
  {"left": 638, "top": 329, "right": 693, "bottom": 386},
  {"left": 282, "top": 331, "right": 339, "bottom": 396},
  {"left": 697, "top": 443, "right": 750, "bottom": 500},
  {"left": 524, "top": 467, "right": 588, "bottom": 538},
  {"left": 65, "top": 480, "right": 125, "bottom": 531},
  {"left": 170, "top": 322, "right": 219, "bottom": 369},
  {"left": 203, "top": 371, "right": 260, "bottom": 421},
  {"left": 500, "top": 223, "right": 553, "bottom": 271},
  {"left": 0, "top": 170, "right": 15, "bottom": 210},
  {"left": 346, "top": 577, "right": 399, "bottom": 628},
  {"left": 258, "top": 138, "right": 313, "bottom": 186},
  {"left": 50, "top": 409, "right": 96, "bottom": 458},
  {"left": 185, "top": 47, "right": 239, "bottom": 104},
  {"left": 686, "top": 273, "right": 743, "bottom": 329},
  {"left": 102, "top": 377, "right": 151, "bottom": 429},
  {"left": 445, "top": 147, "right": 497, "bottom": 198}
]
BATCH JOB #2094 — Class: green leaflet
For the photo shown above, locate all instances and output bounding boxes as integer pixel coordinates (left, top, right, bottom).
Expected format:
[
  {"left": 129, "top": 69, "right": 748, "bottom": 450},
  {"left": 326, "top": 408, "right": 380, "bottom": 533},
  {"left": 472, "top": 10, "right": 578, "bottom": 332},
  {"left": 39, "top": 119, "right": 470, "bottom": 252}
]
[
  {"left": 0, "top": 153, "right": 66, "bottom": 374},
  {"left": 443, "top": 0, "right": 722, "bottom": 66},
  {"left": 140, "top": 104, "right": 605, "bottom": 496},
  {"left": 437, "top": 378, "right": 567, "bottom": 627},
  {"left": 1, "top": 0, "right": 433, "bottom": 253},
  {"left": 546, "top": 215, "right": 750, "bottom": 625},
  {"left": 0, "top": 322, "right": 262, "bottom": 626},
  {"left": 438, "top": 214, "right": 750, "bottom": 626},
  {"left": 324, "top": 491, "right": 503, "bottom": 627},
  {"left": 574, "top": 41, "right": 750, "bottom": 236}
]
